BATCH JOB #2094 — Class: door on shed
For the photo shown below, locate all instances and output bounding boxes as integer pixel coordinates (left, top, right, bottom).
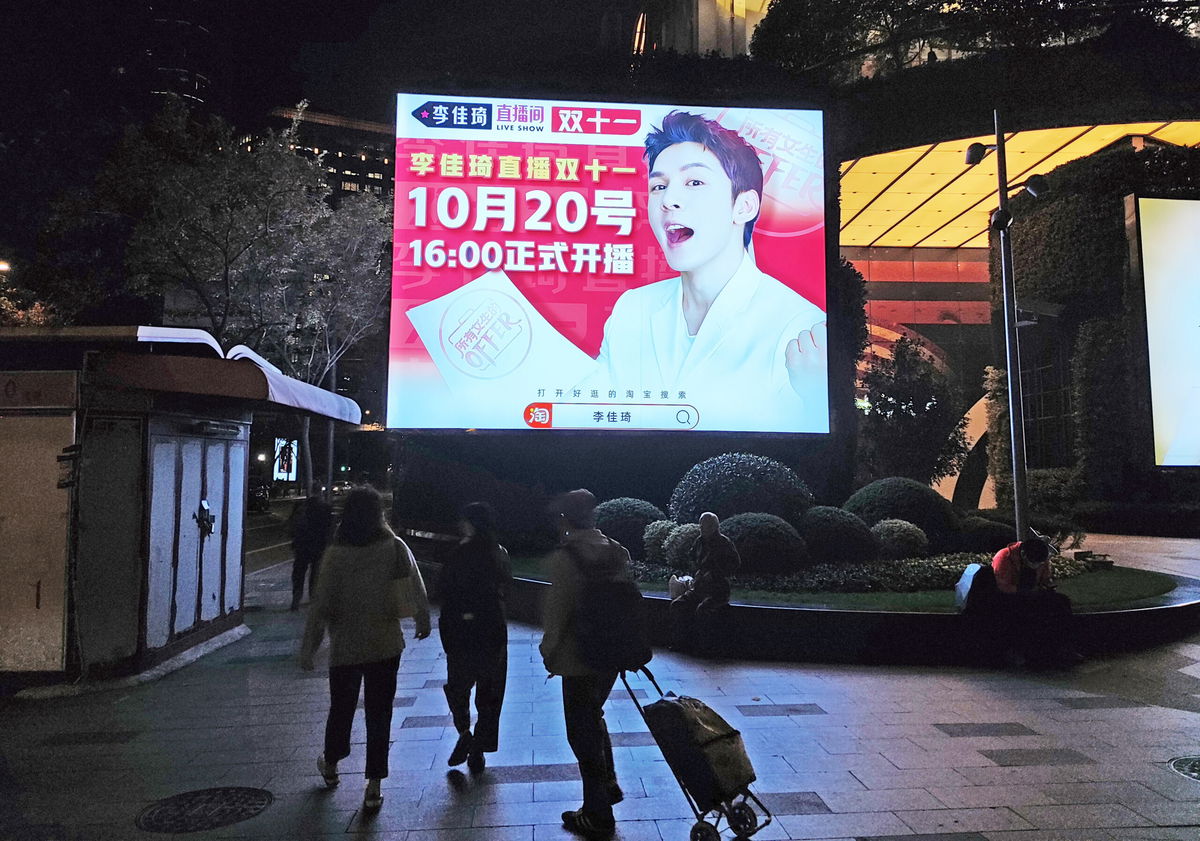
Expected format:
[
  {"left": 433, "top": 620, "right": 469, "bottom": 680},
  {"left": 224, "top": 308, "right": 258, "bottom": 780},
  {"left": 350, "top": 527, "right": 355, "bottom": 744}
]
[
  {"left": 148, "top": 434, "right": 241, "bottom": 643},
  {"left": 0, "top": 415, "right": 73, "bottom": 671}
]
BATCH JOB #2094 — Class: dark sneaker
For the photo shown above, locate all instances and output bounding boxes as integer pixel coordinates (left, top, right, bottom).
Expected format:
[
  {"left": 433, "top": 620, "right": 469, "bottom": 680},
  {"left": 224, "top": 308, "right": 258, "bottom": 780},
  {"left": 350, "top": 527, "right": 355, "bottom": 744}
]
[
  {"left": 363, "top": 779, "right": 383, "bottom": 810},
  {"left": 448, "top": 731, "right": 474, "bottom": 767},
  {"left": 467, "top": 750, "right": 486, "bottom": 773},
  {"left": 561, "top": 809, "right": 615, "bottom": 839}
]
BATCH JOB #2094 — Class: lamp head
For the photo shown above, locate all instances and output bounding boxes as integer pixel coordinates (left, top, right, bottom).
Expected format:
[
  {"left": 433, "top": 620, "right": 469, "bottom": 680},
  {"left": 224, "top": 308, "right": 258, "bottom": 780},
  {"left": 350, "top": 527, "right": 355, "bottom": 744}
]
[
  {"left": 965, "top": 142, "right": 989, "bottom": 166},
  {"left": 1023, "top": 174, "right": 1048, "bottom": 198}
]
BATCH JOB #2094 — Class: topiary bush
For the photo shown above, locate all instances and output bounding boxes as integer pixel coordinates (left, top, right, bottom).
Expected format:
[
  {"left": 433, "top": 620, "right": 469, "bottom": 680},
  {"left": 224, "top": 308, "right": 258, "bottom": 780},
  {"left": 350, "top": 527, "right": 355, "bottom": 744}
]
[
  {"left": 669, "top": 453, "right": 814, "bottom": 528},
  {"left": 594, "top": 497, "right": 666, "bottom": 560},
  {"left": 799, "top": 506, "right": 879, "bottom": 565},
  {"left": 872, "top": 519, "right": 929, "bottom": 561},
  {"left": 843, "top": 477, "right": 960, "bottom": 552},
  {"left": 643, "top": 519, "right": 676, "bottom": 566},
  {"left": 954, "top": 516, "right": 1017, "bottom": 554},
  {"left": 719, "top": 513, "right": 808, "bottom": 575},
  {"left": 663, "top": 523, "right": 701, "bottom": 571}
]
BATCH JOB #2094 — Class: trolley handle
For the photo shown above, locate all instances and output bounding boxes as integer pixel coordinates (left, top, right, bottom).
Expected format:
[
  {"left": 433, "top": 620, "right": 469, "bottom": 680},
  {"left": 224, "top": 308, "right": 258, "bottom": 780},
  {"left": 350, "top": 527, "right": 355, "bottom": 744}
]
[{"left": 619, "top": 665, "right": 665, "bottom": 715}]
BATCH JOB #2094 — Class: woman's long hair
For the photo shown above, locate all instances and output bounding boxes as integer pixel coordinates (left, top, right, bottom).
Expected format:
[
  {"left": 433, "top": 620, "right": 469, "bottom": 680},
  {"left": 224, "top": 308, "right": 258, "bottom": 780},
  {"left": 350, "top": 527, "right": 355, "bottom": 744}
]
[
  {"left": 336, "top": 486, "right": 390, "bottom": 547},
  {"left": 461, "top": 501, "right": 498, "bottom": 545}
]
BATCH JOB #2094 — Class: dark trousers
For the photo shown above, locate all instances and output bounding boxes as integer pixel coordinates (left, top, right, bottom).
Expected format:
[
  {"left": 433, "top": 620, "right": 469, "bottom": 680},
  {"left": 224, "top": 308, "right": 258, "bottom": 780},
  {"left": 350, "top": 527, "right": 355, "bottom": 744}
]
[
  {"left": 292, "top": 546, "right": 322, "bottom": 603},
  {"left": 669, "top": 586, "right": 728, "bottom": 650},
  {"left": 444, "top": 641, "right": 507, "bottom": 751},
  {"left": 324, "top": 655, "right": 400, "bottom": 780},
  {"left": 1007, "top": 590, "right": 1075, "bottom": 662},
  {"left": 562, "top": 672, "right": 619, "bottom": 818}
]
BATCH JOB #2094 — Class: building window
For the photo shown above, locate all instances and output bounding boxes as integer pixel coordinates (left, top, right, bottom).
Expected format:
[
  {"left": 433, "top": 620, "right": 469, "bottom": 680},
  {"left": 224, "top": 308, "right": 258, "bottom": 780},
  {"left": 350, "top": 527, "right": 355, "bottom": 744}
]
[
  {"left": 367, "top": 172, "right": 383, "bottom": 180},
  {"left": 341, "top": 181, "right": 360, "bottom": 192}
]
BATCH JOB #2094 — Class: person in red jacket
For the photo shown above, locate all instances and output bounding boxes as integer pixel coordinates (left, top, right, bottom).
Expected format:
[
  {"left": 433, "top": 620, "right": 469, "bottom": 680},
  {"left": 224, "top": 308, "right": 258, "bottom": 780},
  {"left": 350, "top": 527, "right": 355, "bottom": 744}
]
[
  {"left": 991, "top": 538, "right": 1080, "bottom": 666},
  {"left": 992, "top": 538, "right": 1053, "bottom": 593}
]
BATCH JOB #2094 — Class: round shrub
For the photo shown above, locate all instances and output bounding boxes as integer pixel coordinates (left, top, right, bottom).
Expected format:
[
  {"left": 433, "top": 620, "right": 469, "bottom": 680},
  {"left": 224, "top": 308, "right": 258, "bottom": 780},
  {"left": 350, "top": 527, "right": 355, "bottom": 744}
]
[
  {"left": 872, "top": 519, "right": 929, "bottom": 561},
  {"left": 719, "top": 513, "right": 808, "bottom": 575},
  {"left": 669, "top": 453, "right": 814, "bottom": 528},
  {"left": 799, "top": 506, "right": 879, "bottom": 565},
  {"left": 955, "top": 516, "right": 1017, "bottom": 554},
  {"left": 643, "top": 519, "right": 676, "bottom": 566},
  {"left": 594, "top": 497, "right": 666, "bottom": 560},
  {"left": 843, "top": 477, "right": 959, "bottom": 552},
  {"left": 663, "top": 523, "right": 701, "bottom": 571}
]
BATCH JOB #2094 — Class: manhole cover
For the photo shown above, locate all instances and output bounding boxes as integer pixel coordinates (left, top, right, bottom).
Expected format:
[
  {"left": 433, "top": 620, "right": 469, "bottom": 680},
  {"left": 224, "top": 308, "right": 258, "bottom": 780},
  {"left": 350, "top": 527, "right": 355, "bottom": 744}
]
[
  {"left": 136, "top": 787, "right": 273, "bottom": 833},
  {"left": 1169, "top": 756, "right": 1200, "bottom": 781}
]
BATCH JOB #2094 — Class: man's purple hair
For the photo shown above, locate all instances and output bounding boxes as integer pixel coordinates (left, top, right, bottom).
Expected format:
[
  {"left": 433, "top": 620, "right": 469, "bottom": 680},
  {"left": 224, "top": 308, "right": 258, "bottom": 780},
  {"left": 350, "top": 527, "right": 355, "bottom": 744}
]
[{"left": 644, "top": 111, "right": 764, "bottom": 248}]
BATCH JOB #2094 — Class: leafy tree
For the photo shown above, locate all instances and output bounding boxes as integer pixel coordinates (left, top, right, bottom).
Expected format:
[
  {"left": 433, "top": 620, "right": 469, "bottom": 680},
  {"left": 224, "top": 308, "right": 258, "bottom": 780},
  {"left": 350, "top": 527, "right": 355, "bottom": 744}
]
[
  {"left": 30, "top": 99, "right": 391, "bottom": 488},
  {"left": 858, "top": 336, "right": 969, "bottom": 485},
  {"left": 0, "top": 263, "right": 54, "bottom": 327},
  {"left": 750, "top": 0, "right": 873, "bottom": 77}
]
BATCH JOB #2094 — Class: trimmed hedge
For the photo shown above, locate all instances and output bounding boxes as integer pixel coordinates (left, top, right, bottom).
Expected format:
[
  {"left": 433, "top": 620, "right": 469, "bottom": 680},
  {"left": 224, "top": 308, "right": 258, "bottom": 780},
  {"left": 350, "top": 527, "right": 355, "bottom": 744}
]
[
  {"left": 643, "top": 519, "right": 676, "bottom": 566},
  {"left": 800, "top": 506, "right": 879, "bottom": 565},
  {"left": 594, "top": 497, "right": 666, "bottom": 560},
  {"left": 663, "top": 523, "right": 701, "bottom": 571},
  {"left": 627, "top": 552, "right": 1090, "bottom": 594},
  {"left": 719, "top": 513, "right": 808, "bottom": 575},
  {"left": 669, "top": 453, "right": 813, "bottom": 528},
  {"left": 843, "top": 477, "right": 959, "bottom": 552},
  {"left": 872, "top": 519, "right": 929, "bottom": 561},
  {"left": 955, "top": 516, "right": 1017, "bottom": 554}
]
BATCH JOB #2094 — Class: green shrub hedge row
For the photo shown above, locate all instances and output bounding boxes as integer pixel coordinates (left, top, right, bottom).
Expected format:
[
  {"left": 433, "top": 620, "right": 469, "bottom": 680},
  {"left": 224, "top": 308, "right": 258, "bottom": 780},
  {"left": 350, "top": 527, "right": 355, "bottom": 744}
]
[{"left": 630, "top": 552, "right": 1090, "bottom": 595}]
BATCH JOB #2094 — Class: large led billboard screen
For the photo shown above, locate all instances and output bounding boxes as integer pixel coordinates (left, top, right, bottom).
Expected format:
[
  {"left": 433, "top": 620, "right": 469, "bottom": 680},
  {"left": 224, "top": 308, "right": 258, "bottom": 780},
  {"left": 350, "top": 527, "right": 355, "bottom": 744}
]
[
  {"left": 1138, "top": 197, "right": 1200, "bottom": 467},
  {"left": 387, "top": 94, "right": 827, "bottom": 433}
]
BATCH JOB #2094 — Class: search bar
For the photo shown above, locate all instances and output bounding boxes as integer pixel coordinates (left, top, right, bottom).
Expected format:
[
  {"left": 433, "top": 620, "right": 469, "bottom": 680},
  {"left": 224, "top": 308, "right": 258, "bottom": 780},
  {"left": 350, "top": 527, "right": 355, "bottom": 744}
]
[{"left": 524, "top": 402, "right": 699, "bottom": 430}]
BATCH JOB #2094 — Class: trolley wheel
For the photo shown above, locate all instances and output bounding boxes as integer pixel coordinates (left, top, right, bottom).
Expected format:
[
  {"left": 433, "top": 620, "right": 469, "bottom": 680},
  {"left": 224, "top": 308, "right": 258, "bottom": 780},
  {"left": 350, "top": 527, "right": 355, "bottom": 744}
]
[
  {"left": 727, "top": 801, "right": 758, "bottom": 836},
  {"left": 689, "top": 820, "right": 721, "bottom": 841}
]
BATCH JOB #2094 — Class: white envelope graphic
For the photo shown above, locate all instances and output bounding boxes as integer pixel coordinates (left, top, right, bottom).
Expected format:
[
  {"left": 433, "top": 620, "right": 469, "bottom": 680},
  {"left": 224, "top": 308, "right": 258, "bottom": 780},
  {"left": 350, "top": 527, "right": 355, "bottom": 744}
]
[{"left": 406, "top": 271, "right": 598, "bottom": 395}]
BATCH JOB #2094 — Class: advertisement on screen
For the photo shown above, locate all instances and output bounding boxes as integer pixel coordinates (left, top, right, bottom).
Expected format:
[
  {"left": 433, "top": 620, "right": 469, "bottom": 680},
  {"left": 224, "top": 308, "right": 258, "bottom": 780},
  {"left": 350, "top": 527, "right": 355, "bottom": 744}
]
[
  {"left": 273, "top": 438, "right": 298, "bottom": 482},
  {"left": 387, "top": 94, "right": 827, "bottom": 433},
  {"left": 1138, "top": 197, "right": 1200, "bottom": 467}
]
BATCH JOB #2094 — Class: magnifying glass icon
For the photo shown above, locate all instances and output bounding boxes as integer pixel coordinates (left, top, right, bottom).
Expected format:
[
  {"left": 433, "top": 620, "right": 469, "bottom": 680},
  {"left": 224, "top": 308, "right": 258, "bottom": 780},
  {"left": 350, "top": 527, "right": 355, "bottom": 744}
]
[{"left": 676, "top": 409, "right": 691, "bottom": 424}]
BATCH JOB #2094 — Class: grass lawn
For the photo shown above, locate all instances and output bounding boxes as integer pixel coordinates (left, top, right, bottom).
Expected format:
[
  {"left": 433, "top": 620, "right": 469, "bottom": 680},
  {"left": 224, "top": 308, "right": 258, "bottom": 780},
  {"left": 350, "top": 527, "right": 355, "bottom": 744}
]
[{"left": 508, "top": 555, "right": 1177, "bottom": 613}]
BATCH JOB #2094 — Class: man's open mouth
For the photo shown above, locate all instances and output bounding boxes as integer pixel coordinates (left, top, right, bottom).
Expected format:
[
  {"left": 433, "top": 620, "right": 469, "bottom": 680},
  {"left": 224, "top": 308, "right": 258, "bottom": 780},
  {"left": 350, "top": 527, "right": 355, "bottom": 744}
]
[{"left": 665, "top": 224, "right": 694, "bottom": 246}]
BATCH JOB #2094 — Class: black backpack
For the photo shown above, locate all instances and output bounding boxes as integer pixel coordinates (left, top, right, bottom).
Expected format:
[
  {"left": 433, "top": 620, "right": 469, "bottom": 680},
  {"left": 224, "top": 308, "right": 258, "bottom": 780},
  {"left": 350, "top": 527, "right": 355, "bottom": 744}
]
[{"left": 568, "top": 542, "right": 653, "bottom": 673}]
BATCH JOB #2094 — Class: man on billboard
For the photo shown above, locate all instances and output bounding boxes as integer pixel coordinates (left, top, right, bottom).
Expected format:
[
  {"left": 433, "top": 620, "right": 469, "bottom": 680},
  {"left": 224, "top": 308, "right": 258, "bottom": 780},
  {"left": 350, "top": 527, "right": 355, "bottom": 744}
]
[{"left": 593, "top": 111, "right": 827, "bottom": 429}]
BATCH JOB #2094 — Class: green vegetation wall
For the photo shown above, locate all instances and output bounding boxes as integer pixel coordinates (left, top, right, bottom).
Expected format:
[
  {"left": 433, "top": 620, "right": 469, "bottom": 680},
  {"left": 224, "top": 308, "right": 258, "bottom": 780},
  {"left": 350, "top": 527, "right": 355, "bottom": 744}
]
[{"left": 998, "top": 144, "right": 1200, "bottom": 501}]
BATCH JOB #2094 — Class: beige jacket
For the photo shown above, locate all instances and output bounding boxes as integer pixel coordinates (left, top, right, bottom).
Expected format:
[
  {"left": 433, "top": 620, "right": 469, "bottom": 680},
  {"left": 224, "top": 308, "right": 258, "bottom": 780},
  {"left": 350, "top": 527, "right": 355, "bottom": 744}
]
[
  {"left": 301, "top": 533, "right": 431, "bottom": 667},
  {"left": 539, "top": 528, "right": 632, "bottom": 677}
]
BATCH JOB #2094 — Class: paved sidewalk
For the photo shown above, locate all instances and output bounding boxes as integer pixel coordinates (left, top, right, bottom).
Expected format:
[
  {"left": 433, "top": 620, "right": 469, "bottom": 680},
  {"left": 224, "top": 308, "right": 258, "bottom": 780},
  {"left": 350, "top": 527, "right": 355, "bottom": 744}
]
[{"left": 5, "top": 557, "right": 1200, "bottom": 840}]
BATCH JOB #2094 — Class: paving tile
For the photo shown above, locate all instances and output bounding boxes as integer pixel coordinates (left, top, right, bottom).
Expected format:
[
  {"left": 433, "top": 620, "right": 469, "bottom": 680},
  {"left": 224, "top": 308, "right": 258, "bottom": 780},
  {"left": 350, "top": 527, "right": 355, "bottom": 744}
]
[
  {"left": 861, "top": 835, "right": 988, "bottom": 841},
  {"left": 934, "top": 723, "right": 1039, "bottom": 737},
  {"left": 735, "top": 704, "right": 827, "bottom": 717},
  {"left": 775, "top": 809, "right": 913, "bottom": 838},
  {"left": 979, "top": 749, "right": 1096, "bottom": 767},
  {"left": 758, "top": 790, "right": 831, "bottom": 815},
  {"left": 896, "top": 807, "right": 1034, "bottom": 834},
  {"left": 609, "top": 732, "right": 657, "bottom": 748},
  {"left": 820, "top": 787, "right": 942, "bottom": 813},
  {"left": 929, "top": 785, "right": 1056, "bottom": 809},
  {"left": 1124, "top": 799, "right": 1200, "bottom": 825},
  {"left": 402, "top": 715, "right": 456, "bottom": 729},
  {"left": 1012, "top": 803, "right": 1154, "bottom": 829},
  {"left": 38, "top": 730, "right": 139, "bottom": 746},
  {"left": 1055, "top": 697, "right": 1149, "bottom": 710}
]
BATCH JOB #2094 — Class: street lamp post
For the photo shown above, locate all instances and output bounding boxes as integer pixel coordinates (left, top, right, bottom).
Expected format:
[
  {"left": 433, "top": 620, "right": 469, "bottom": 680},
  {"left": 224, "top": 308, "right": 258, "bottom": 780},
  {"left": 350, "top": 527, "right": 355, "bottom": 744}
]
[{"left": 966, "top": 109, "right": 1046, "bottom": 542}]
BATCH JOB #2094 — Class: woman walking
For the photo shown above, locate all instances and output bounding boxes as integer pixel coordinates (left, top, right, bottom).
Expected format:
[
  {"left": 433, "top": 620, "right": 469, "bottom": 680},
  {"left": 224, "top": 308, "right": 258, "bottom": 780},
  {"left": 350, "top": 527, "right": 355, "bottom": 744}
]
[
  {"left": 300, "top": 486, "right": 431, "bottom": 810},
  {"left": 439, "top": 501, "right": 513, "bottom": 772}
]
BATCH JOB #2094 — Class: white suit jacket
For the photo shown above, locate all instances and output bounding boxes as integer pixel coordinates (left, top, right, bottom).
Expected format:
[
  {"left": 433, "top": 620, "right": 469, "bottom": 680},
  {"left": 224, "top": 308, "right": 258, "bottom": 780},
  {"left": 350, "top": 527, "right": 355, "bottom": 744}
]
[{"left": 593, "top": 258, "right": 828, "bottom": 432}]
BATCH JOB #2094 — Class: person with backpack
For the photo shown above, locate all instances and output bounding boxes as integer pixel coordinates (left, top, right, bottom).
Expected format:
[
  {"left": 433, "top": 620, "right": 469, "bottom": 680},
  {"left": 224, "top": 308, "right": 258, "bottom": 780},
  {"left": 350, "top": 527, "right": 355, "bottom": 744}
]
[
  {"left": 540, "top": 489, "right": 643, "bottom": 839},
  {"left": 438, "top": 501, "right": 513, "bottom": 773}
]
